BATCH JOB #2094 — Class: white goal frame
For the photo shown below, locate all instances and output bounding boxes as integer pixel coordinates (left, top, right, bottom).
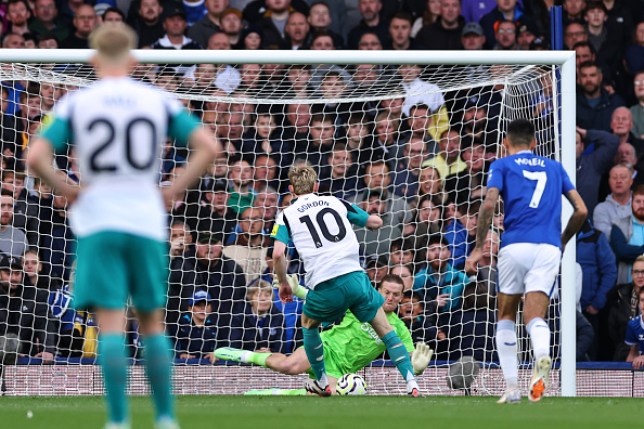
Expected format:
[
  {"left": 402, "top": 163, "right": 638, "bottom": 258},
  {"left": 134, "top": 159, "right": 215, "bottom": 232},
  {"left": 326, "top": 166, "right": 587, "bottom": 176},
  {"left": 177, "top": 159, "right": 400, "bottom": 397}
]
[{"left": 0, "top": 49, "right": 577, "bottom": 397}]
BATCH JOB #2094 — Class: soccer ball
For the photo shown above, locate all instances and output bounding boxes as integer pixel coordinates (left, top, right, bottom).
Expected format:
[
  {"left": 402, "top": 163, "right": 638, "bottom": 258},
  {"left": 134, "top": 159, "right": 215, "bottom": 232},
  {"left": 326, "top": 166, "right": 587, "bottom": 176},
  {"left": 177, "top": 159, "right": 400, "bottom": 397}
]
[{"left": 335, "top": 373, "right": 367, "bottom": 395}]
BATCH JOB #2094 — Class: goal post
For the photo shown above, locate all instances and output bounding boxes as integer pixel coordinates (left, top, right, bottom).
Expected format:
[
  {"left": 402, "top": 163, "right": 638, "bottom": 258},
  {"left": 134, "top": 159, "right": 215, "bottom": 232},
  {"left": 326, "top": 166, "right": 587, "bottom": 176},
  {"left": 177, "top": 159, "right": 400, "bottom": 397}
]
[{"left": 0, "top": 49, "right": 577, "bottom": 397}]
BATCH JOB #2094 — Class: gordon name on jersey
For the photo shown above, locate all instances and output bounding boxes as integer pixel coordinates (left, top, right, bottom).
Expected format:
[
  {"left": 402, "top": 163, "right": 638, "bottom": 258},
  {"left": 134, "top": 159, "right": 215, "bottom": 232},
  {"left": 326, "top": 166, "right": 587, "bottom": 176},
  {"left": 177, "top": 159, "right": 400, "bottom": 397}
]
[{"left": 271, "top": 194, "right": 369, "bottom": 289}]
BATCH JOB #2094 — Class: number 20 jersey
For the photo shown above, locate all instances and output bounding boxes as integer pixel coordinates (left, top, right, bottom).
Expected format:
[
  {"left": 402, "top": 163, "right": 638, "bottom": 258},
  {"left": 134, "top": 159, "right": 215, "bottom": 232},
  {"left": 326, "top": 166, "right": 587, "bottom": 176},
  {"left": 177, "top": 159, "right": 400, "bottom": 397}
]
[
  {"left": 272, "top": 194, "right": 369, "bottom": 289},
  {"left": 40, "top": 77, "right": 199, "bottom": 240},
  {"left": 486, "top": 150, "right": 575, "bottom": 249}
]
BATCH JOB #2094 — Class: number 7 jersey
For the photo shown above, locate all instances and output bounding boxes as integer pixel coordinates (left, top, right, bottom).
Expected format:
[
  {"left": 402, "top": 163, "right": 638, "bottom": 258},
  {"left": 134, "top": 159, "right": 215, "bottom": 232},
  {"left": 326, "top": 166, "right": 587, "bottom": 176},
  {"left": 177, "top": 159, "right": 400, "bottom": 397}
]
[
  {"left": 271, "top": 194, "right": 370, "bottom": 289},
  {"left": 38, "top": 77, "right": 199, "bottom": 240},
  {"left": 486, "top": 150, "right": 575, "bottom": 249}
]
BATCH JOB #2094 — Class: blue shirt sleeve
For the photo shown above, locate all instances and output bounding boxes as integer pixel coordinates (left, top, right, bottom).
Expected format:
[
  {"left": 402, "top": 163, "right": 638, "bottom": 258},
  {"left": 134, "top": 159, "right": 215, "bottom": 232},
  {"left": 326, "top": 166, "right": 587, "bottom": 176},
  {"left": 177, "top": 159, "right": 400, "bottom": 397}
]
[
  {"left": 486, "top": 159, "right": 504, "bottom": 192},
  {"left": 560, "top": 163, "right": 575, "bottom": 194}
]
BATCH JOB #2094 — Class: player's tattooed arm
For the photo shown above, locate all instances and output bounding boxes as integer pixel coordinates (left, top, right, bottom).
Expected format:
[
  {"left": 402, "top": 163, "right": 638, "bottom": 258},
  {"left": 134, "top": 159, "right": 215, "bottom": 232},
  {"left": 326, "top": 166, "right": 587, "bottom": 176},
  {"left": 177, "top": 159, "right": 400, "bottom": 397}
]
[
  {"left": 561, "top": 189, "right": 588, "bottom": 248},
  {"left": 475, "top": 187, "right": 499, "bottom": 249}
]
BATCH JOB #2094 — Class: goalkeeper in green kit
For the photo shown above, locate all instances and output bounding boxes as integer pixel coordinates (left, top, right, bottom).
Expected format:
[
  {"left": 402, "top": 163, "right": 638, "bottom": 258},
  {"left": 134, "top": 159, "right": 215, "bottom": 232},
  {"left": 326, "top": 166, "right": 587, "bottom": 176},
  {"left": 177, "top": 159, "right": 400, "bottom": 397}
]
[{"left": 215, "top": 274, "right": 433, "bottom": 394}]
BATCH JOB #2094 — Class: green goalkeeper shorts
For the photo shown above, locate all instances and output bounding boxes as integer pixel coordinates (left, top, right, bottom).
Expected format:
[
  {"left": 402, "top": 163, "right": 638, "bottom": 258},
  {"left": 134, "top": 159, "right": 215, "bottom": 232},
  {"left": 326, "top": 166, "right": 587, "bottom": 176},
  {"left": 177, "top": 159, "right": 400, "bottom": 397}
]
[
  {"left": 74, "top": 231, "right": 168, "bottom": 313},
  {"left": 303, "top": 271, "right": 384, "bottom": 323}
]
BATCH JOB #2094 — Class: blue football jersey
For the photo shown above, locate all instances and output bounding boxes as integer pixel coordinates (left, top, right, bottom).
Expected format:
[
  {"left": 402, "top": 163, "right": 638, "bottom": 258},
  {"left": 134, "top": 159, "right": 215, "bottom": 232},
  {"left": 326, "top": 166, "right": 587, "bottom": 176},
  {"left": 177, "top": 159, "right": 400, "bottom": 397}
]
[
  {"left": 487, "top": 150, "right": 575, "bottom": 248},
  {"left": 625, "top": 315, "right": 644, "bottom": 355}
]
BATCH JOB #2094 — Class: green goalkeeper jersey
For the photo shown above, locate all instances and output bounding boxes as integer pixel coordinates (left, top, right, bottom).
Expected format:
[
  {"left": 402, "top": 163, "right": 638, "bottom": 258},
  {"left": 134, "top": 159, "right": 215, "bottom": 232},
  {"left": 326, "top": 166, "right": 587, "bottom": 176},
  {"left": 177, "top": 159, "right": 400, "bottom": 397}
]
[{"left": 319, "top": 311, "right": 414, "bottom": 378}]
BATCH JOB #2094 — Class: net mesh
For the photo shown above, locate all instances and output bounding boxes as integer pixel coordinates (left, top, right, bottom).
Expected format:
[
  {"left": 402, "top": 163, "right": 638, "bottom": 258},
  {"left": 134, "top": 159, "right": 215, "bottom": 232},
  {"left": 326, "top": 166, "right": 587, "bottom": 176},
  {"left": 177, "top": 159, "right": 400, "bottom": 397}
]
[{"left": 0, "top": 59, "right": 564, "bottom": 396}]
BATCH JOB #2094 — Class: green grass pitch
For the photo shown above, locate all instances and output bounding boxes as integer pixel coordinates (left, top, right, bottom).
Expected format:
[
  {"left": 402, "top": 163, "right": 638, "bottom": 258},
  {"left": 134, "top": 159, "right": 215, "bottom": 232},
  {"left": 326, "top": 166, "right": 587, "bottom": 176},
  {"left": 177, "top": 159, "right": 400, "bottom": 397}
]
[{"left": 0, "top": 396, "right": 640, "bottom": 429}]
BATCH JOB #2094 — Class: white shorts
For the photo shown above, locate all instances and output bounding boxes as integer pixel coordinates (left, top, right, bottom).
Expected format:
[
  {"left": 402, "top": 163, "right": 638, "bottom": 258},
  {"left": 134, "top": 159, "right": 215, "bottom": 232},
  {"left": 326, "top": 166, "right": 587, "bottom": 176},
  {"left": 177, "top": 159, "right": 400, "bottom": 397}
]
[{"left": 497, "top": 243, "right": 561, "bottom": 296}]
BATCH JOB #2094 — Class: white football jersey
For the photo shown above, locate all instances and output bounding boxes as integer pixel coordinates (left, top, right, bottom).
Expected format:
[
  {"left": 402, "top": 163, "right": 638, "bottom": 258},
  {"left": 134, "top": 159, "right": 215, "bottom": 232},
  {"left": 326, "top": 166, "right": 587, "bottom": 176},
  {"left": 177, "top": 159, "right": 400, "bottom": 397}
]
[
  {"left": 274, "top": 194, "right": 365, "bottom": 289},
  {"left": 43, "top": 77, "right": 197, "bottom": 240}
]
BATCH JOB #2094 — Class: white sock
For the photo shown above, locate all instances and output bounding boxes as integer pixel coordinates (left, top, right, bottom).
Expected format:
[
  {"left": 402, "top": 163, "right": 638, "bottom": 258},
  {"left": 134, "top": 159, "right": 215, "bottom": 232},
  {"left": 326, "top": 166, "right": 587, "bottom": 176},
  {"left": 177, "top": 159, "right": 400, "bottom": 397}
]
[
  {"left": 527, "top": 317, "right": 550, "bottom": 360},
  {"left": 496, "top": 320, "right": 518, "bottom": 389}
]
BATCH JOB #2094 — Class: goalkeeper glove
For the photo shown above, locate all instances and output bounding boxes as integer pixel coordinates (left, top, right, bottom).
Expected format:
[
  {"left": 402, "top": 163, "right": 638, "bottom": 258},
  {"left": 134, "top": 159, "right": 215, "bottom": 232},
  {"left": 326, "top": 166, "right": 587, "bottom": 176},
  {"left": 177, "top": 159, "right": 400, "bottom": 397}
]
[
  {"left": 272, "top": 273, "right": 308, "bottom": 299},
  {"left": 411, "top": 342, "right": 433, "bottom": 376}
]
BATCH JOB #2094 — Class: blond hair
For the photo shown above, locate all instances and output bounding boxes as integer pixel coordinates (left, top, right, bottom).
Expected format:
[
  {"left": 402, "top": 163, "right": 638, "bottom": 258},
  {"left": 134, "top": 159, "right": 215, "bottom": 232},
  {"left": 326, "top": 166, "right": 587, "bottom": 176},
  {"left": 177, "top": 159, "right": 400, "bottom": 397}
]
[
  {"left": 288, "top": 164, "right": 318, "bottom": 195},
  {"left": 634, "top": 255, "right": 644, "bottom": 265},
  {"left": 246, "top": 279, "right": 272, "bottom": 300},
  {"left": 89, "top": 22, "right": 137, "bottom": 64}
]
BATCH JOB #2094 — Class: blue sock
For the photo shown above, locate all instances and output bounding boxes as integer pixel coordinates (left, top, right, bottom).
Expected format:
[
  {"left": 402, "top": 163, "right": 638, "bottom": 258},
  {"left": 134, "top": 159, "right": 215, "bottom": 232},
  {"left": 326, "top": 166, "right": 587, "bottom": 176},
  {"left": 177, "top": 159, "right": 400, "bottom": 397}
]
[
  {"left": 302, "top": 327, "right": 326, "bottom": 382},
  {"left": 99, "top": 333, "right": 128, "bottom": 424},
  {"left": 382, "top": 331, "right": 415, "bottom": 382},
  {"left": 143, "top": 334, "right": 175, "bottom": 421}
]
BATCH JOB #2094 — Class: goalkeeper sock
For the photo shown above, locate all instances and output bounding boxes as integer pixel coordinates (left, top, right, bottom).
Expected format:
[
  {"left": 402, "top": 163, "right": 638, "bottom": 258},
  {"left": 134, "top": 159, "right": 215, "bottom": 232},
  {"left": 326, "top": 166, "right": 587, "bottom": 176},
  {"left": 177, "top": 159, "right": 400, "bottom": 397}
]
[
  {"left": 496, "top": 320, "right": 519, "bottom": 389},
  {"left": 382, "top": 331, "right": 415, "bottom": 382},
  {"left": 143, "top": 334, "right": 175, "bottom": 422},
  {"left": 527, "top": 317, "right": 550, "bottom": 360},
  {"left": 99, "top": 333, "right": 128, "bottom": 424},
  {"left": 302, "top": 327, "right": 327, "bottom": 385},
  {"left": 240, "top": 350, "right": 272, "bottom": 367}
]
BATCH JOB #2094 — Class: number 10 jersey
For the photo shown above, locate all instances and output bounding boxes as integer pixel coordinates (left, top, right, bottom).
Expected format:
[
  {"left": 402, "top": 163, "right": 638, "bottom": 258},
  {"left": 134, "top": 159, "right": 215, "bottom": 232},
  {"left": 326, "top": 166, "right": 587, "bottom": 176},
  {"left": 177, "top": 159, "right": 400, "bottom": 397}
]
[
  {"left": 271, "top": 193, "right": 370, "bottom": 289},
  {"left": 39, "top": 77, "right": 199, "bottom": 240}
]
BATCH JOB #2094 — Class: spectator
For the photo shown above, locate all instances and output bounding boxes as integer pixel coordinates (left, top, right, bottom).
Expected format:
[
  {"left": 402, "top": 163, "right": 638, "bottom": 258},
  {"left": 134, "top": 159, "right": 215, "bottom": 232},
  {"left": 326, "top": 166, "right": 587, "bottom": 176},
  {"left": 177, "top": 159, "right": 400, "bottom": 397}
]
[
  {"left": 577, "top": 61, "right": 626, "bottom": 132},
  {"left": 479, "top": 0, "right": 523, "bottom": 49},
  {"left": 0, "top": 255, "right": 55, "bottom": 362},
  {"left": 318, "top": 144, "right": 361, "bottom": 200},
  {"left": 309, "top": 29, "right": 337, "bottom": 49},
  {"left": 416, "top": 0, "right": 464, "bottom": 50},
  {"left": 564, "top": 21, "right": 588, "bottom": 49},
  {"left": 256, "top": 0, "right": 297, "bottom": 48},
  {"left": 461, "top": 0, "right": 495, "bottom": 24},
  {"left": 399, "top": 63, "right": 445, "bottom": 117},
  {"left": 220, "top": 8, "right": 244, "bottom": 47},
  {"left": 0, "top": 192, "right": 28, "bottom": 258},
  {"left": 182, "top": 178, "right": 239, "bottom": 240},
  {"left": 307, "top": 1, "right": 344, "bottom": 48},
  {"left": 610, "top": 185, "right": 644, "bottom": 285},
  {"left": 624, "top": 23, "right": 644, "bottom": 76},
  {"left": 357, "top": 31, "right": 383, "bottom": 49},
  {"left": 573, "top": 40, "right": 596, "bottom": 69},
  {"left": 417, "top": 166, "right": 445, "bottom": 200},
  {"left": 607, "top": 255, "right": 644, "bottom": 360},
  {"left": 516, "top": 19, "right": 539, "bottom": 50},
  {"left": 354, "top": 188, "right": 403, "bottom": 257},
  {"left": 227, "top": 158, "right": 256, "bottom": 215},
  {"left": 460, "top": 22, "right": 486, "bottom": 50},
  {"left": 445, "top": 282, "right": 496, "bottom": 362},
  {"left": 228, "top": 278, "right": 287, "bottom": 353},
  {"left": 295, "top": 113, "right": 335, "bottom": 167},
  {"left": 223, "top": 207, "right": 268, "bottom": 283},
  {"left": 624, "top": 288, "right": 644, "bottom": 368},
  {"left": 192, "top": 232, "right": 247, "bottom": 315},
  {"left": 444, "top": 200, "right": 478, "bottom": 270},
  {"left": 563, "top": 0, "right": 586, "bottom": 25},
  {"left": 575, "top": 127, "right": 618, "bottom": 214},
  {"left": 253, "top": 154, "right": 281, "bottom": 192},
  {"left": 23, "top": 248, "right": 60, "bottom": 290},
  {"left": 393, "top": 136, "right": 431, "bottom": 201},
  {"left": 594, "top": 164, "right": 633, "bottom": 238},
  {"left": 413, "top": 234, "right": 469, "bottom": 313},
  {"left": 284, "top": 11, "right": 310, "bottom": 49},
  {"left": 386, "top": 12, "right": 419, "bottom": 50},
  {"left": 631, "top": 71, "right": 644, "bottom": 139},
  {"left": 365, "top": 254, "right": 388, "bottom": 286},
  {"left": 611, "top": 107, "right": 644, "bottom": 155},
  {"left": 188, "top": 0, "right": 229, "bottom": 48},
  {"left": 166, "top": 220, "right": 197, "bottom": 325},
  {"left": 252, "top": 187, "right": 280, "bottom": 232},
  {"left": 389, "top": 238, "right": 416, "bottom": 268},
  {"left": 403, "top": 194, "right": 444, "bottom": 251},
  {"left": 183, "top": 0, "right": 208, "bottom": 26},
  {"left": 444, "top": 136, "right": 488, "bottom": 207},
  {"left": 172, "top": 290, "right": 225, "bottom": 361},
  {"left": 49, "top": 281, "right": 98, "bottom": 359},
  {"left": 576, "top": 218, "right": 617, "bottom": 359},
  {"left": 240, "top": 106, "right": 292, "bottom": 167},
  {"left": 238, "top": 26, "right": 264, "bottom": 49},
  {"left": 353, "top": 159, "right": 411, "bottom": 228},
  {"left": 152, "top": 7, "right": 203, "bottom": 67},
  {"left": 7, "top": 0, "right": 32, "bottom": 36},
  {"left": 61, "top": 4, "right": 97, "bottom": 49},
  {"left": 583, "top": 1, "right": 624, "bottom": 81},
  {"left": 2, "top": 32, "right": 26, "bottom": 49},
  {"left": 347, "top": 0, "right": 392, "bottom": 49},
  {"left": 422, "top": 129, "right": 468, "bottom": 182},
  {"left": 492, "top": 19, "right": 519, "bottom": 50},
  {"left": 372, "top": 111, "right": 405, "bottom": 167},
  {"left": 404, "top": 103, "right": 439, "bottom": 154},
  {"left": 38, "top": 193, "right": 75, "bottom": 283},
  {"left": 28, "top": 0, "right": 70, "bottom": 43},
  {"left": 129, "top": 0, "right": 165, "bottom": 48},
  {"left": 102, "top": 7, "right": 126, "bottom": 23},
  {"left": 398, "top": 287, "right": 443, "bottom": 346}
]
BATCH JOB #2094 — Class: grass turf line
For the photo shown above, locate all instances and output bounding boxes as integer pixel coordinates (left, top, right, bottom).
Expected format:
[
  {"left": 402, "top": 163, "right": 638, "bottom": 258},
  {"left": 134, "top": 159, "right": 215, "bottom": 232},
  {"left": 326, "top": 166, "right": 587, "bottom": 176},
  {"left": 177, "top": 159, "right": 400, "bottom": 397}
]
[{"left": 0, "top": 396, "right": 640, "bottom": 429}]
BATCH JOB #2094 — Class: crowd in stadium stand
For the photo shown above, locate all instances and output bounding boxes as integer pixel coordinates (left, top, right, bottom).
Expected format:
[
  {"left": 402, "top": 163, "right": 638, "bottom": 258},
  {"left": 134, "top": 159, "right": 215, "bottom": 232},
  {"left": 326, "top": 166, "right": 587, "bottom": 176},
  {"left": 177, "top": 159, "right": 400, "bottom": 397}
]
[{"left": 0, "top": 0, "right": 642, "bottom": 366}]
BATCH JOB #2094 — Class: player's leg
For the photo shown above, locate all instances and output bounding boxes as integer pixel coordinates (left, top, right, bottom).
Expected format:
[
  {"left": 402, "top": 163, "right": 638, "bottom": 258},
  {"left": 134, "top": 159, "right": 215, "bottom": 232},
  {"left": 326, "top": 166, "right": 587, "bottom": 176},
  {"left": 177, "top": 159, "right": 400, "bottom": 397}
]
[
  {"left": 95, "top": 309, "right": 130, "bottom": 428},
  {"left": 495, "top": 244, "right": 530, "bottom": 404},
  {"left": 214, "top": 346, "right": 312, "bottom": 375},
  {"left": 495, "top": 293, "right": 522, "bottom": 403},
  {"left": 523, "top": 244, "right": 560, "bottom": 402},
  {"left": 301, "top": 314, "right": 331, "bottom": 394},
  {"left": 369, "top": 308, "right": 419, "bottom": 396},
  {"left": 129, "top": 235, "right": 177, "bottom": 427},
  {"left": 75, "top": 232, "right": 130, "bottom": 427}
]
